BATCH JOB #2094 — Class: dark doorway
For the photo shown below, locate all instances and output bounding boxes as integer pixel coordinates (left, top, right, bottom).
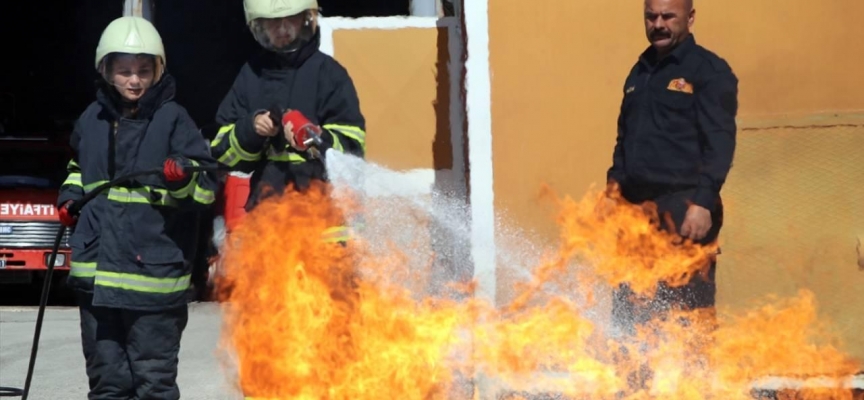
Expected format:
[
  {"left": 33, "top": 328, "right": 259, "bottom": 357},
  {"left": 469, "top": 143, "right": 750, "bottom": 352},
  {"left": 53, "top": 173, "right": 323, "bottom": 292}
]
[
  {"left": 152, "top": 0, "right": 258, "bottom": 135},
  {"left": 0, "top": 0, "right": 122, "bottom": 137}
]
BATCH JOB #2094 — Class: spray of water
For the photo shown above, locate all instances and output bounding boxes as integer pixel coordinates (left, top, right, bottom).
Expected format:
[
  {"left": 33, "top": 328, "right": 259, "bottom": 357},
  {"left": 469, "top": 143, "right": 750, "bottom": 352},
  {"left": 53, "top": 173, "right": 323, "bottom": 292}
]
[{"left": 323, "top": 150, "right": 615, "bottom": 335}]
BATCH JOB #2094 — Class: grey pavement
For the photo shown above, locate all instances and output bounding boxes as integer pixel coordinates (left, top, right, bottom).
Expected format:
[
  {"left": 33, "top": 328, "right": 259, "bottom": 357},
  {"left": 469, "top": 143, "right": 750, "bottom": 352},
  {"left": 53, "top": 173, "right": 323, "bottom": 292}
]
[{"left": 0, "top": 302, "right": 243, "bottom": 400}]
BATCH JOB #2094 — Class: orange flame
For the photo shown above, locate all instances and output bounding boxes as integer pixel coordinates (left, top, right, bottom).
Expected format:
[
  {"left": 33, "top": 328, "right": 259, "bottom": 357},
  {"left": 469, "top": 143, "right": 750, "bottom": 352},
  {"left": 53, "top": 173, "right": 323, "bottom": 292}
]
[{"left": 215, "top": 182, "right": 861, "bottom": 400}]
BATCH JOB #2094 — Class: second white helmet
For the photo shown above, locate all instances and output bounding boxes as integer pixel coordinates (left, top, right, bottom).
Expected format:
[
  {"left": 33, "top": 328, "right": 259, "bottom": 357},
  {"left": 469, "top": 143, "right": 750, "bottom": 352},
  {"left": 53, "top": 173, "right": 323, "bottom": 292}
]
[{"left": 244, "top": 0, "right": 319, "bottom": 53}]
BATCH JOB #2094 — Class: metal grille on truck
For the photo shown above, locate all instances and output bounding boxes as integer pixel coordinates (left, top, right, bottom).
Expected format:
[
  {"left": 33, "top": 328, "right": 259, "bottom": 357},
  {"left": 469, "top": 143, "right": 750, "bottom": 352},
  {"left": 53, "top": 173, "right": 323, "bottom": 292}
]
[{"left": 0, "top": 221, "right": 71, "bottom": 248}]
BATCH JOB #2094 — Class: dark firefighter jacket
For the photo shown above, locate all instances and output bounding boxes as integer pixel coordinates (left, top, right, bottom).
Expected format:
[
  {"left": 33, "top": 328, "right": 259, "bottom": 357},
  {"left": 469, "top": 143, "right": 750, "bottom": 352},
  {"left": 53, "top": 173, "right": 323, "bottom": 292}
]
[
  {"left": 210, "top": 30, "right": 366, "bottom": 218},
  {"left": 607, "top": 34, "right": 738, "bottom": 210},
  {"left": 58, "top": 74, "right": 220, "bottom": 311}
]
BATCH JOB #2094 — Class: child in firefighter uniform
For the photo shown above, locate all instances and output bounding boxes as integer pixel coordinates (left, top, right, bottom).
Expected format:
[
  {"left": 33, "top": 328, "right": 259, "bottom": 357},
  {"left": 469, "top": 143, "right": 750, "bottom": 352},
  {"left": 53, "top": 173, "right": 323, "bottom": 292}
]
[
  {"left": 211, "top": 0, "right": 366, "bottom": 229},
  {"left": 56, "top": 16, "right": 219, "bottom": 400}
]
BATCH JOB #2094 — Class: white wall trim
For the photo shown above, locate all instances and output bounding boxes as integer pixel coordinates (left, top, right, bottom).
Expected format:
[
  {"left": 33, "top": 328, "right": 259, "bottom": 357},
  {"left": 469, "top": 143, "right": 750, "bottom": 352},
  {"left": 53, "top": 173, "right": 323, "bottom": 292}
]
[
  {"left": 463, "top": 0, "right": 496, "bottom": 303},
  {"left": 319, "top": 21, "right": 335, "bottom": 57}
]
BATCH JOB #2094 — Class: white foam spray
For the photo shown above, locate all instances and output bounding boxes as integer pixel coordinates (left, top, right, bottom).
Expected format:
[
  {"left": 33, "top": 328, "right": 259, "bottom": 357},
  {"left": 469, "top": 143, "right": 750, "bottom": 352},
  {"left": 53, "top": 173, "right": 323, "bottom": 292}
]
[{"left": 324, "top": 150, "right": 613, "bottom": 331}]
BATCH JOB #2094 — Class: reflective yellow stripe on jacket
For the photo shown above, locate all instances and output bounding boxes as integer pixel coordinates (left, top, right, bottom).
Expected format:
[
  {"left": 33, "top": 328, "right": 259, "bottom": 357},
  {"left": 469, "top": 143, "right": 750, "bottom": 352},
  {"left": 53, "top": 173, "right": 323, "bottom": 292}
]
[
  {"left": 70, "top": 261, "right": 97, "bottom": 278},
  {"left": 71, "top": 264, "right": 191, "bottom": 294},
  {"left": 212, "top": 124, "right": 262, "bottom": 167},
  {"left": 323, "top": 124, "right": 366, "bottom": 151},
  {"left": 266, "top": 146, "right": 308, "bottom": 163},
  {"left": 107, "top": 187, "right": 178, "bottom": 207},
  {"left": 82, "top": 180, "right": 213, "bottom": 206},
  {"left": 95, "top": 271, "right": 191, "bottom": 294},
  {"left": 165, "top": 159, "right": 217, "bottom": 205},
  {"left": 63, "top": 172, "right": 83, "bottom": 188}
]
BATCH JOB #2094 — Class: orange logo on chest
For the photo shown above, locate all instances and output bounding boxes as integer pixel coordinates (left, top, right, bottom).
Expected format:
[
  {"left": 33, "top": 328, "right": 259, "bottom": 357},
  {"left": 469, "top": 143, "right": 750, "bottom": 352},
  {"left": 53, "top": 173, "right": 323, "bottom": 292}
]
[{"left": 667, "top": 78, "right": 693, "bottom": 94}]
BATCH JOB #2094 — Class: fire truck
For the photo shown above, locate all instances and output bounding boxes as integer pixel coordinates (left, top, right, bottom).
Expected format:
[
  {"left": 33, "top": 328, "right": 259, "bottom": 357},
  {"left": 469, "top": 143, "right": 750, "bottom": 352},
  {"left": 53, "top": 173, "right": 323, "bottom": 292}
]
[{"left": 0, "top": 136, "right": 73, "bottom": 286}]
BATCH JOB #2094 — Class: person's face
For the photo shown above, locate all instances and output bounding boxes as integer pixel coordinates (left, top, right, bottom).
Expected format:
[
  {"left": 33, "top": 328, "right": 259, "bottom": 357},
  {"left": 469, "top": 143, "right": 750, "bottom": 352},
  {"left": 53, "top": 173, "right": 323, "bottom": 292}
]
[
  {"left": 261, "top": 13, "right": 306, "bottom": 48},
  {"left": 109, "top": 55, "right": 155, "bottom": 102},
  {"left": 644, "top": 0, "right": 694, "bottom": 56}
]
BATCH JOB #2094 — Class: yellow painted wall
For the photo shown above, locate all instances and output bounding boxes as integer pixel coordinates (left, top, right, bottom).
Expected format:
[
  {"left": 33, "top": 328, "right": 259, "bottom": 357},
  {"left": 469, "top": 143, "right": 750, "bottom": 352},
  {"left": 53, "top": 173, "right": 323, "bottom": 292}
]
[
  {"left": 332, "top": 28, "right": 453, "bottom": 172},
  {"left": 488, "top": 1, "right": 864, "bottom": 359}
]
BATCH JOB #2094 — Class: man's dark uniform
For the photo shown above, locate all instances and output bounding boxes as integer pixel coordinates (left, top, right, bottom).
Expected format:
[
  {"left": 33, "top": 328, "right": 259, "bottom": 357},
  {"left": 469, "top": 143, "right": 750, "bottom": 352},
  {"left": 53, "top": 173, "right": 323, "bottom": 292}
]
[{"left": 607, "top": 33, "right": 739, "bottom": 334}]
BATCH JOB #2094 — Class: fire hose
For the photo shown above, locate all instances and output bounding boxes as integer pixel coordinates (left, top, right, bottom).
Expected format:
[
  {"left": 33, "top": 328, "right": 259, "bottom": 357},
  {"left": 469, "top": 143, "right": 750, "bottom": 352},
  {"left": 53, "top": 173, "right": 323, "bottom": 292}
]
[{"left": 0, "top": 164, "right": 228, "bottom": 399}]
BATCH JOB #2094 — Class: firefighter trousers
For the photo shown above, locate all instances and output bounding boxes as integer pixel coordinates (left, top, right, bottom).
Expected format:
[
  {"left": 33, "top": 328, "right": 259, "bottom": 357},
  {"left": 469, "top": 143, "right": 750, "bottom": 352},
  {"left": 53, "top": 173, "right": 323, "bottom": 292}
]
[
  {"left": 77, "top": 292, "right": 189, "bottom": 400},
  {"left": 610, "top": 186, "right": 724, "bottom": 337}
]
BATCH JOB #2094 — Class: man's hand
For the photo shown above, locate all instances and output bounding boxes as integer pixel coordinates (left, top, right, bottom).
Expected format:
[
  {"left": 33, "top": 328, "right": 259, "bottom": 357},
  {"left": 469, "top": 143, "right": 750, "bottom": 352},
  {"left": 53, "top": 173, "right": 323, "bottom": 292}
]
[
  {"left": 58, "top": 200, "right": 78, "bottom": 227},
  {"left": 680, "top": 204, "right": 712, "bottom": 241},
  {"left": 595, "top": 180, "right": 622, "bottom": 217},
  {"left": 254, "top": 111, "right": 279, "bottom": 137}
]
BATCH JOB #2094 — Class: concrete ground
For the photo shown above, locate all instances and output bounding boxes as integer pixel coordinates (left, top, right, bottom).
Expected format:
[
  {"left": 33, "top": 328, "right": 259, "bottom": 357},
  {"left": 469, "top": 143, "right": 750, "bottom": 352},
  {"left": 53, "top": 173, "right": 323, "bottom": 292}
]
[{"left": 0, "top": 301, "right": 243, "bottom": 399}]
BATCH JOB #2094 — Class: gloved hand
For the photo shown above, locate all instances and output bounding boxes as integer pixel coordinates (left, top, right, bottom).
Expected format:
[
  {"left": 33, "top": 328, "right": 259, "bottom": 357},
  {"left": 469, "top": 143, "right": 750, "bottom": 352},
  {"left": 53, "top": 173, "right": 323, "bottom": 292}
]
[
  {"left": 58, "top": 200, "right": 79, "bottom": 227},
  {"left": 163, "top": 156, "right": 193, "bottom": 183},
  {"left": 281, "top": 109, "right": 323, "bottom": 151}
]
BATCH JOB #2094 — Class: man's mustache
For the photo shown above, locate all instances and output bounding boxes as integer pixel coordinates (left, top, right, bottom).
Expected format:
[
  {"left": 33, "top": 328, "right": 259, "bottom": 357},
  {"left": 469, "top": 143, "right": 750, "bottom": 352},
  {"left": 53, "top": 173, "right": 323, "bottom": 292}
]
[{"left": 650, "top": 30, "right": 672, "bottom": 39}]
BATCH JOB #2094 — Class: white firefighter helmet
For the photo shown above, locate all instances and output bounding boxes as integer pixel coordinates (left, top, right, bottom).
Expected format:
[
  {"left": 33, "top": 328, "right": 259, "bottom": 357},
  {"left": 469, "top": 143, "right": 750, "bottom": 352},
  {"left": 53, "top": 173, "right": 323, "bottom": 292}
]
[
  {"left": 244, "top": 0, "right": 319, "bottom": 53},
  {"left": 243, "top": 0, "right": 319, "bottom": 24},
  {"left": 95, "top": 16, "right": 166, "bottom": 81}
]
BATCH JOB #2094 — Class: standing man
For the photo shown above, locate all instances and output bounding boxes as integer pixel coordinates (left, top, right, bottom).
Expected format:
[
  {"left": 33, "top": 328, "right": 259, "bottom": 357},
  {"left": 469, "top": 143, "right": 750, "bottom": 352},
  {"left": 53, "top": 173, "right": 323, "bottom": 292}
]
[
  {"left": 210, "top": 0, "right": 366, "bottom": 217},
  {"left": 607, "top": 0, "right": 738, "bottom": 337}
]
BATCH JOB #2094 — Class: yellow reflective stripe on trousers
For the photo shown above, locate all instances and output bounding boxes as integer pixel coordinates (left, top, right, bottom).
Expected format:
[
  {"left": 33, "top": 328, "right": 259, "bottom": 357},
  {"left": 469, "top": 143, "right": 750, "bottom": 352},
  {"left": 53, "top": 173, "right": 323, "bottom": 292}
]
[
  {"left": 63, "top": 172, "right": 83, "bottom": 187},
  {"left": 70, "top": 261, "right": 97, "bottom": 278},
  {"left": 107, "top": 187, "right": 178, "bottom": 207},
  {"left": 323, "top": 124, "right": 366, "bottom": 147},
  {"left": 322, "top": 226, "right": 352, "bottom": 243},
  {"left": 95, "top": 271, "right": 191, "bottom": 294}
]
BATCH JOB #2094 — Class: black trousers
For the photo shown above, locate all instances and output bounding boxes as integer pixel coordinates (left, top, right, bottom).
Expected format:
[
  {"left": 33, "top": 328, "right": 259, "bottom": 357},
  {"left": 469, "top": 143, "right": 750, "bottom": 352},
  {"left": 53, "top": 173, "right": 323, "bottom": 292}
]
[
  {"left": 77, "top": 293, "right": 189, "bottom": 400},
  {"left": 611, "top": 186, "right": 723, "bottom": 337}
]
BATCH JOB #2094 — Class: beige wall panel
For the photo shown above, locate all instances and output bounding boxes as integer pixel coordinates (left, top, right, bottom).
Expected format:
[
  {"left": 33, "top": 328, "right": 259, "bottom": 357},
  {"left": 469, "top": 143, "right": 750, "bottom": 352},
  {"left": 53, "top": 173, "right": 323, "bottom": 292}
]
[
  {"left": 488, "top": 2, "right": 645, "bottom": 240},
  {"left": 694, "top": 1, "right": 864, "bottom": 116},
  {"left": 720, "top": 124, "right": 864, "bottom": 358},
  {"left": 333, "top": 28, "right": 452, "bottom": 171}
]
